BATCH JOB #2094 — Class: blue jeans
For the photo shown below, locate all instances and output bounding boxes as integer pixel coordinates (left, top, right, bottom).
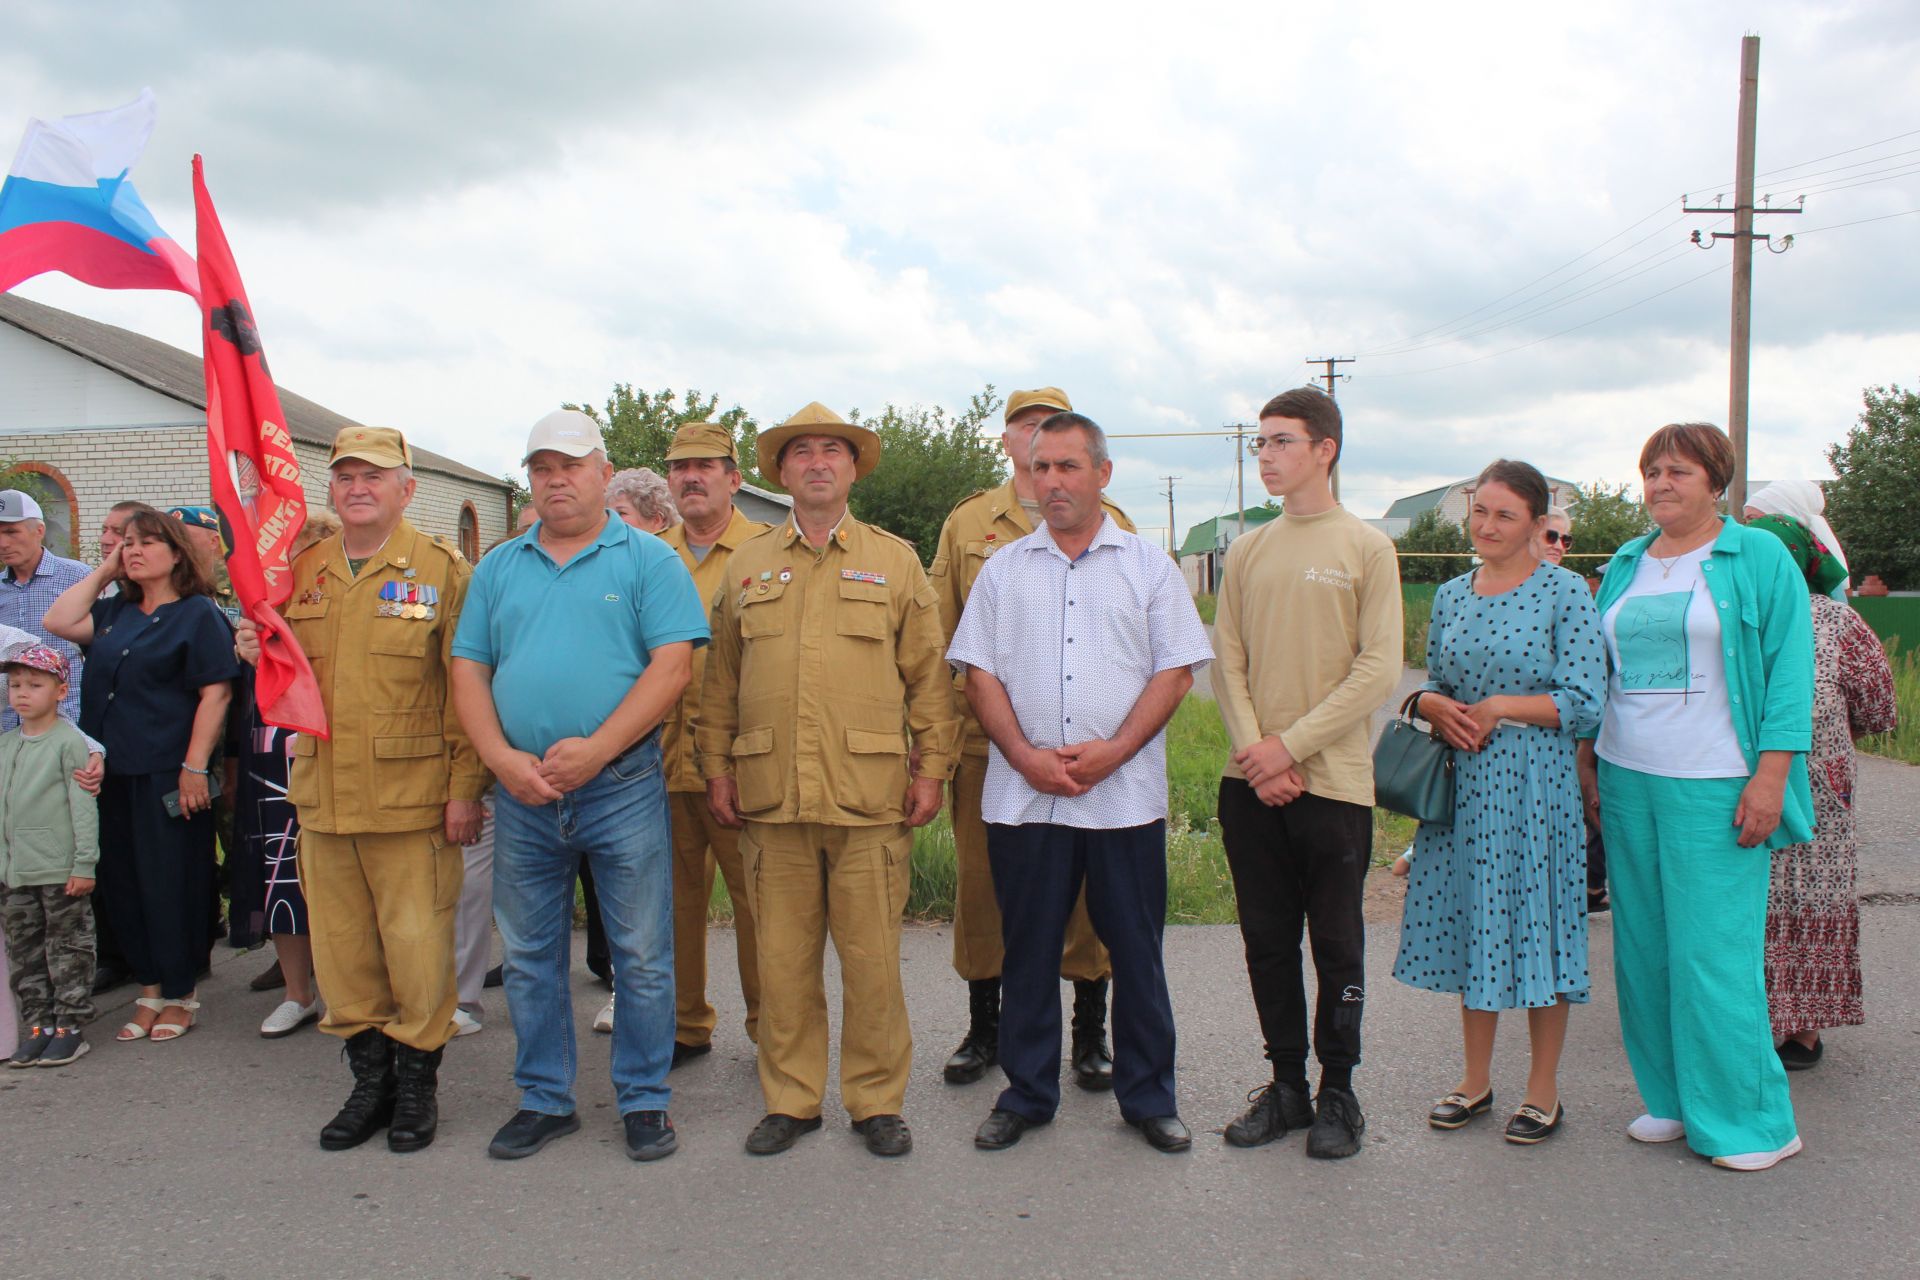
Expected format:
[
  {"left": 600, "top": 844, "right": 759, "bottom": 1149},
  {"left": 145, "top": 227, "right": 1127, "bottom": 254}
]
[{"left": 493, "top": 738, "right": 674, "bottom": 1116}]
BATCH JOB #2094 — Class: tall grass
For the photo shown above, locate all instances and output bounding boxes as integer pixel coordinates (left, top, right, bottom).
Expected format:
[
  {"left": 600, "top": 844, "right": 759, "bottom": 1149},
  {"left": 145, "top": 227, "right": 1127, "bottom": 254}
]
[
  {"left": 1193, "top": 592, "right": 1218, "bottom": 625},
  {"left": 1861, "top": 644, "right": 1920, "bottom": 766},
  {"left": 1403, "top": 592, "right": 1432, "bottom": 668},
  {"left": 686, "top": 697, "right": 1422, "bottom": 926}
]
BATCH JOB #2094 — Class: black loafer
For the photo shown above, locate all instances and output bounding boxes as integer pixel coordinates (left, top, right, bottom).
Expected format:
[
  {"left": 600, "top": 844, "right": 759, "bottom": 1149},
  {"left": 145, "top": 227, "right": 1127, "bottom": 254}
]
[
  {"left": 1777, "top": 1037, "right": 1823, "bottom": 1071},
  {"left": 1133, "top": 1115, "right": 1192, "bottom": 1153},
  {"left": 483, "top": 964, "right": 504, "bottom": 989},
  {"left": 623, "top": 1110, "right": 678, "bottom": 1162},
  {"left": 745, "top": 1113, "right": 822, "bottom": 1155},
  {"left": 1504, "top": 1101, "right": 1564, "bottom": 1145},
  {"left": 975, "top": 1108, "right": 1043, "bottom": 1150},
  {"left": 670, "top": 1041, "right": 712, "bottom": 1070},
  {"left": 487, "top": 1109, "right": 581, "bottom": 1160},
  {"left": 1428, "top": 1088, "right": 1494, "bottom": 1130},
  {"left": 852, "top": 1113, "right": 913, "bottom": 1157}
]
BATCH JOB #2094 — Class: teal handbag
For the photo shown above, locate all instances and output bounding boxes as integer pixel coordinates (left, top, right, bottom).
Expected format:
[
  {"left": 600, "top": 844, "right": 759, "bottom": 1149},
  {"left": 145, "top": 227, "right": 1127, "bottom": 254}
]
[{"left": 1371, "top": 692, "right": 1455, "bottom": 825}]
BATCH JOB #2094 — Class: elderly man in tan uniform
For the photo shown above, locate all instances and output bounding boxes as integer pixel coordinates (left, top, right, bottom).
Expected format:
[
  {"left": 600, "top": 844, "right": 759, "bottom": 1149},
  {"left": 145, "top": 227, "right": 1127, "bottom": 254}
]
[
  {"left": 241, "top": 426, "right": 489, "bottom": 1155},
  {"left": 928, "top": 386, "right": 1134, "bottom": 1091},
  {"left": 658, "top": 422, "right": 770, "bottom": 1063},
  {"left": 698, "top": 402, "right": 957, "bottom": 1159}
]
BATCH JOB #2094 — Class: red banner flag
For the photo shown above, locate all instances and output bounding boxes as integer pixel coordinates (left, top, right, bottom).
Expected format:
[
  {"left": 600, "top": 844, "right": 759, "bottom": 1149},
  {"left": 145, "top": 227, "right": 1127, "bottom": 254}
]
[{"left": 192, "top": 155, "right": 327, "bottom": 737}]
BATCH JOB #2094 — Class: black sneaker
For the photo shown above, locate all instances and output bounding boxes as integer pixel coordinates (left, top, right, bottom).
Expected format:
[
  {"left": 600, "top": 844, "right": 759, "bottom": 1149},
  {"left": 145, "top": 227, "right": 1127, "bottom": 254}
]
[
  {"left": 670, "top": 1041, "right": 712, "bottom": 1070},
  {"left": 623, "top": 1110, "right": 678, "bottom": 1162},
  {"left": 9, "top": 1025, "right": 52, "bottom": 1068},
  {"left": 1306, "top": 1087, "right": 1366, "bottom": 1159},
  {"left": 1224, "top": 1081, "right": 1315, "bottom": 1148},
  {"left": 486, "top": 1109, "right": 581, "bottom": 1160},
  {"left": 852, "top": 1113, "right": 912, "bottom": 1157},
  {"left": 35, "top": 1027, "right": 89, "bottom": 1067}
]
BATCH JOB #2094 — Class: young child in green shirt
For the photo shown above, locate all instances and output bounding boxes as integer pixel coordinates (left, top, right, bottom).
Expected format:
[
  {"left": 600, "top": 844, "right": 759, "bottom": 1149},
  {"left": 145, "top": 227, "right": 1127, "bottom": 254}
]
[{"left": 1, "top": 645, "right": 101, "bottom": 1067}]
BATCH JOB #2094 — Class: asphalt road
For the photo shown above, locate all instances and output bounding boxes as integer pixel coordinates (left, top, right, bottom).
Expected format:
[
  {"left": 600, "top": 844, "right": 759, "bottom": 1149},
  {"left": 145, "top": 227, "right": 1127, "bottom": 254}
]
[{"left": 5, "top": 760, "right": 1917, "bottom": 1278}]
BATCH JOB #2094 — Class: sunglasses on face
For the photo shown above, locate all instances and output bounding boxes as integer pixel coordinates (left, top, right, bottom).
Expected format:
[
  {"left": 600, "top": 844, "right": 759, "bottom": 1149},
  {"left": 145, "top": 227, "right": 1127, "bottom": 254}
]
[{"left": 1543, "top": 530, "right": 1573, "bottom": 547}]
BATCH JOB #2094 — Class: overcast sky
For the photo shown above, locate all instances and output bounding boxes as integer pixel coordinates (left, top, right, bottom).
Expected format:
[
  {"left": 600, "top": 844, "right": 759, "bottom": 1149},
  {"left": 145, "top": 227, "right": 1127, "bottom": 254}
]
[{"left": 6, "top": 2, "right": 1917, "bottom": 543}]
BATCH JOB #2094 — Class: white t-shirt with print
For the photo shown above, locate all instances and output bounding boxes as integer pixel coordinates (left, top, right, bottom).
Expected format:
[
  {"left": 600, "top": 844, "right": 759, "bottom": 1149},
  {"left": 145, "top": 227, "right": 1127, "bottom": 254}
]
[{"left": 1595, "top": 543, "right": 1750, "bottom": 778}]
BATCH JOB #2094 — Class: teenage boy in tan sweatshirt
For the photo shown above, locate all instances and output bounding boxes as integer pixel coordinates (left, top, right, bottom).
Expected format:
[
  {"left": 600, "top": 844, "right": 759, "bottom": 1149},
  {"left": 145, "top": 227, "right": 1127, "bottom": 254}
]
[{"left": 1210, "top": 387, "right": 1403, "bottom": 1159}]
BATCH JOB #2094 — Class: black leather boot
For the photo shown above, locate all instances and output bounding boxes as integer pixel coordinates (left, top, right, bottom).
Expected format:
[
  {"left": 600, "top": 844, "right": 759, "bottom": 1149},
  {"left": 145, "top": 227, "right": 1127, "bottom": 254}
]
[
  {"left": 320, "top": 1029, "right": 396, "bottom": 1150},
  {"left": 1070, "top": 977, "right": 1114, "bottom": 1092},
  {"left": 388, "top": 1043, "right": 444, "bottom": 1153},
  {"left": 942, "top": 978, "right": 1000, "bottom": 1084}
]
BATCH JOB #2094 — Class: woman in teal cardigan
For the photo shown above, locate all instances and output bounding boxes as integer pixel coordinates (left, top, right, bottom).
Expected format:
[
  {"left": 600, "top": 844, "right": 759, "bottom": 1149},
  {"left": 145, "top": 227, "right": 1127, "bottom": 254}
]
[{"left": 1576, "top": 422, "right": 1814, "bottom": 1172}]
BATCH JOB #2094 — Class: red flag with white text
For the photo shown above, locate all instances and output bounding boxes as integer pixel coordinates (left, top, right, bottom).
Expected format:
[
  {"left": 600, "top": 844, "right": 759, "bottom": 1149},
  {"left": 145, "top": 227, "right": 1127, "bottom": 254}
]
[{"left": 193, "top": 155, "right": 326, "bottom": 736}]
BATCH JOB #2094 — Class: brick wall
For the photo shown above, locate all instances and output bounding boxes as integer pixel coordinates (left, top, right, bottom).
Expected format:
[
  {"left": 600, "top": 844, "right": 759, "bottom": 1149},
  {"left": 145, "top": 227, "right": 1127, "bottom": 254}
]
[{"left": 7, "top": 427, "right": 511, "bottom": 561}]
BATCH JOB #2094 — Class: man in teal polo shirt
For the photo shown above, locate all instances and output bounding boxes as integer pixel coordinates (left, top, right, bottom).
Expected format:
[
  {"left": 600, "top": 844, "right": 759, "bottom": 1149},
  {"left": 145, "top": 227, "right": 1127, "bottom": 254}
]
[{"left": 451, "top": 408, "right": 708, "bottom": 1165}]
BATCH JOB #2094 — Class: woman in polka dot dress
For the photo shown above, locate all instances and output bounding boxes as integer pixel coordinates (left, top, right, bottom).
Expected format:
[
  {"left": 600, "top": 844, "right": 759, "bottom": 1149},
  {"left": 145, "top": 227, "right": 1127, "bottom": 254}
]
[{"left": 1392, "top": 460, "right": 1607, "bottom": 1145}]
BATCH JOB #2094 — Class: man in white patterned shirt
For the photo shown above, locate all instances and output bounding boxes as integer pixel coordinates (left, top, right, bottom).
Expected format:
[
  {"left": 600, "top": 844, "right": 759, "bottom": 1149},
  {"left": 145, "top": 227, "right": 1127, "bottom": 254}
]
[{"left": 947, "top": 411, "right": 1213, "bottom": 1154}]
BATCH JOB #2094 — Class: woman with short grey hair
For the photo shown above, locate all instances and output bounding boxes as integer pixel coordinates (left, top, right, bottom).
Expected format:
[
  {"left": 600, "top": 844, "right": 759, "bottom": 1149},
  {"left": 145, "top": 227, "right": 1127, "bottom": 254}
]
[{"left": 608, "top": 468, "right": 676, "bottom": 534}]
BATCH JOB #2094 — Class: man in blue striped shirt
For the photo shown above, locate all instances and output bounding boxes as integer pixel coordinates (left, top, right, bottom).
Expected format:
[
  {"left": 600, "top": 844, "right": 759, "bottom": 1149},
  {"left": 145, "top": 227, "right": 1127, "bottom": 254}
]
[{"left": 0, "top": 490, "right": 89, "bottom": 730}]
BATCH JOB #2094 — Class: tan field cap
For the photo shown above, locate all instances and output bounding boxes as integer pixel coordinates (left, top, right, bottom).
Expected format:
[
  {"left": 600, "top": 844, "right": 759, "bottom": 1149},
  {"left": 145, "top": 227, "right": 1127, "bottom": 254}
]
[
  {"left": 329, "top": 426, "right": 413, "bottom": 470},
  {"left": 1003, "top": 386, "right": 1072, "bottom": 422},
  {"left": 666, "top": 421, "right": 739, "bottom": 463}
]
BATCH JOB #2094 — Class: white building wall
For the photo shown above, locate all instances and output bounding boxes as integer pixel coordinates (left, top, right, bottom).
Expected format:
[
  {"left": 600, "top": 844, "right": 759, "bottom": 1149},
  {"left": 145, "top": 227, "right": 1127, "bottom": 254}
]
[{"left": 0, "top": 323, "right": 200, "bottom": 432}]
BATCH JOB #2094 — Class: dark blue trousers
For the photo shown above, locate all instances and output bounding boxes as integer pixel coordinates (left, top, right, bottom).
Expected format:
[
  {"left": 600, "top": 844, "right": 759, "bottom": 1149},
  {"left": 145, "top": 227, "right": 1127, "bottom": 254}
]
[{"left": 987, "top": 820, "right": 1177, "bottom": 1124}]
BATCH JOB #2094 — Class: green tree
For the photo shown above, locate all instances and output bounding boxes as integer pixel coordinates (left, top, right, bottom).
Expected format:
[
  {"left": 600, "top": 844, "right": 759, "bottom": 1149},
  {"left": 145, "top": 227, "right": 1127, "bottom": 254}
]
[
  {"left": 846, "top": 386, "right": 1008, "bottom": 564},
  {"left": 1393, "top": 507, "right": 1473, "bottom": 583},
  {"left": 1565, "top": 481, "right": 1653, "bottom": 567},
  {"left": 1827, "top": 383, "right": 1920, "bottom": 590},
  {"left": 568, "top": 385, "right": 765, "bottom": 487}
]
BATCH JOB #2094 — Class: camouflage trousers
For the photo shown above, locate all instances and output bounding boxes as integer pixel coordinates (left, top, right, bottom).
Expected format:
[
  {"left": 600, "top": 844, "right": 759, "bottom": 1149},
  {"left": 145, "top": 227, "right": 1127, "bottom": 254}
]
[{"left": 2, "top": 883, "right": 96, "bottom": 1027}]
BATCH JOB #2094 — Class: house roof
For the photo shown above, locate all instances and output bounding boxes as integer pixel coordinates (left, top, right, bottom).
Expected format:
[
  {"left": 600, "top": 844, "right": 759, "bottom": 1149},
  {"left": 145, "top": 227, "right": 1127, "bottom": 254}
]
[
  {"left": 0, "top": 293, "right": 509, "bottom": 490},
  {"left": 1176, "top": 507, "right": 1280, "bottom": 557},
  {"left": 1383, "top": 475, "right": 1582, "bottom": 520}
]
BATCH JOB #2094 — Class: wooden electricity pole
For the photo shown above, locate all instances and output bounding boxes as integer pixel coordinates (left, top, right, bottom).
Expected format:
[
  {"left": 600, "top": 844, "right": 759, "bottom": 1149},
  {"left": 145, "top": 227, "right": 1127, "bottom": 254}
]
[
  {"left": 1684, "top": 35, "right": 1800, "bottom": 518},
  {"left": 1306, "top": 356, "right": 1354, "bottom": 501},
  {"left": 1161, "top": 476, "right": 1180, "bottom": 555}
]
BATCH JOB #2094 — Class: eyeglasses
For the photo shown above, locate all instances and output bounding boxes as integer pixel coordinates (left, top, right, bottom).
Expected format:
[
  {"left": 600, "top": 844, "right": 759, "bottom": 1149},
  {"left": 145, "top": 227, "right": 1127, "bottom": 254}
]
[
  {"left": 1543, "top": 530, "right": 1573, "bottom": 547},
  {"left": 1248, "top": 434, "right": 1310, "bottom": 455}
]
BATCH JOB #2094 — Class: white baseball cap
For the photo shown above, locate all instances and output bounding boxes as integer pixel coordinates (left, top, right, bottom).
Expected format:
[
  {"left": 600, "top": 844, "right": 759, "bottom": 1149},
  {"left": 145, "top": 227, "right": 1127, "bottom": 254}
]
[
  {"left": 522, "top": 409, "right": 606, "bottom": 465},
  {"left": 0, "top": 491, "right": 44, "bottom": 523}
]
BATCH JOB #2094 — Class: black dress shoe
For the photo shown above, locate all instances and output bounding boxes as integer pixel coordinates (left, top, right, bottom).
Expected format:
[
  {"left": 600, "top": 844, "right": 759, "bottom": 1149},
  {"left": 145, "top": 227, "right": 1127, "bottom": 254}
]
[
  {"left": 1504, "top": 1101, "right": 1564, "bottom": 1145},
  {"left": 623, "top": 1110, "right": 678, "bottom": 1162},
  {"left": 1777, "top": 1037, "right": 1823, "bottom": 1071},
  {"left": 487, "top": 1109, "right": 581, "bottom": 1160},
  {"left": 483, "top": 964, "right": 504, "bottom": 989},
  {"left": 852, "top": 1113, "right": 913, "bottom": 1157},
  {"left": 975, "top": 1108, "right": 1043, "bottom": 1150},
  {"left": 1428, "top": 1088, "right": 1494, "bottom": 1130},
  {"left": 745, "top": 1113, "right": 822, "bottom": 1155},
  {"left": 1224, "top": 1081, "right": 1315, "bottom": 1148},
  {"left": 671, "top": 1041, "right": 712, "bottom": 1069},
  {"left": 1306, "top": 1087, "right": 1365, "bottom": 1159},
  {"left": 1134, "top": 1115, "right": 1192, "bottom": 1153}
]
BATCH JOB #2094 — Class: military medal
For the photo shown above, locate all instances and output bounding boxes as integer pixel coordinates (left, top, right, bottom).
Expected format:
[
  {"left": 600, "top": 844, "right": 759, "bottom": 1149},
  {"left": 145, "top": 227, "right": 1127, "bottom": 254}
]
[
  {"left": 778, "top": 567, "right": 792, "bottom": 582},
  {"left": 841, "top": 568, "right": 887, "bottom": 585},
  {"left": 423, "top": 583, "right": 438, "bottom": 620}
]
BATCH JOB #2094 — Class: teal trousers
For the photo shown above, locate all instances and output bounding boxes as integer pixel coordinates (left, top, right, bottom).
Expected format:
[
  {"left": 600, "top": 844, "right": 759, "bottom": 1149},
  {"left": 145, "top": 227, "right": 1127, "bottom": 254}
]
[{"left": 1598, "top": 761, "right": 1797, "bottom": 1158}]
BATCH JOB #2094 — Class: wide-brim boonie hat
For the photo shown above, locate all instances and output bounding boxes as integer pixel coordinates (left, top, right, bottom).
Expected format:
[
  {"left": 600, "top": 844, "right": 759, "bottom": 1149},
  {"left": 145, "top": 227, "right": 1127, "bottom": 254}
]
[{"left": 755, "top": 402, "right": 881, "bottom": 492}]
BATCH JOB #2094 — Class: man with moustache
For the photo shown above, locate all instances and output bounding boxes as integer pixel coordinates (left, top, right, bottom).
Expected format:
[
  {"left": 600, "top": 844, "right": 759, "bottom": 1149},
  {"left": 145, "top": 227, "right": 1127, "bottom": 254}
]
[{"left": 656, "top": 422, "right": 770, "bottom": 1063}]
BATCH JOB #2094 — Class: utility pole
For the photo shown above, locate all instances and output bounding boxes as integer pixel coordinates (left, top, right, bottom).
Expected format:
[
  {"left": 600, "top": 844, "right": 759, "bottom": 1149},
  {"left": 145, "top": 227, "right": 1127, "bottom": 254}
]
[
  {"left": 1230, "top": 424, "right": 1248, "bottom": 540},
  {"left": 1684, "top": 34, "right": 1800, "bottom": 519},
  {"left": 1161, "top": 476, "right": 1180, "bottom": 555},
  {"left": 1306, "top": 356, "right": 1354, "bottom": 503}
]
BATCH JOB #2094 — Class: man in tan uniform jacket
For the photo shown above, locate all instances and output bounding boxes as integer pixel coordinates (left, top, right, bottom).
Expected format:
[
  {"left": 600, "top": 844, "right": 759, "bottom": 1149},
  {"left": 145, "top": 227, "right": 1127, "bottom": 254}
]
[
  {"left": 698, "top": 402, "right": 957, "bottom": 1159},
  {"left": 927, "top": 386, "right": 1132, "bottom": 1091},
  {"left": 240, "top": 426, "right": 489, "bottom": 1155},
  {"left": 657, "top": 422, "right": 769, "bottom": 1063}
]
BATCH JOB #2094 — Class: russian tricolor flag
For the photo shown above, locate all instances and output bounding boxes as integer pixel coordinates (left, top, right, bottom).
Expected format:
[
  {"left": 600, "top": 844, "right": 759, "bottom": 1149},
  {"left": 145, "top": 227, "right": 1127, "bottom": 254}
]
[{"left": 0, "top": 88, "right": 198, "bottom": 298}]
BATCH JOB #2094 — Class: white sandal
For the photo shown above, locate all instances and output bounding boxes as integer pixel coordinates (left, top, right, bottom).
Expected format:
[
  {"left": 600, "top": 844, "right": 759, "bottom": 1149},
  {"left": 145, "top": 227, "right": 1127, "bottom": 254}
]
[
  {"left": 149, "top": 996, "right": 201, "bottom": 1043},
  {"left": 117, "top": 997, "right": 167, "bottom": 1042}
]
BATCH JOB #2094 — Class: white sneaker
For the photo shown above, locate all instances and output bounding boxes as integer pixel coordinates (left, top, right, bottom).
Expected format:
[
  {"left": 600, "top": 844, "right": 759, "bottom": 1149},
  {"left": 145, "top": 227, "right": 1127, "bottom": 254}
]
[
  {"left": 259, "top": 996, "right": 322, "bottom": 1039},
  {"left": 451, "top": 1007, "right": 483, "bottom": 1037},
  {"left": 1712, "top": 1135, "right": 1802, "bottom": 1171},
  {"left": 1627, "top": 1115, "right": 1687, "bottom": 1143},
  {"left": 593, "top": 993, "right": 615, "bottom": 1034}
]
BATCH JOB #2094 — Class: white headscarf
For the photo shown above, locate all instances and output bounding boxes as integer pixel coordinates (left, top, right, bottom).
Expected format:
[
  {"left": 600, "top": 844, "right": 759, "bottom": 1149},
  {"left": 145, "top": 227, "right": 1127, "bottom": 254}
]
[{"left": 1746, "top": 480, "right": 1848, "bottom": 576}]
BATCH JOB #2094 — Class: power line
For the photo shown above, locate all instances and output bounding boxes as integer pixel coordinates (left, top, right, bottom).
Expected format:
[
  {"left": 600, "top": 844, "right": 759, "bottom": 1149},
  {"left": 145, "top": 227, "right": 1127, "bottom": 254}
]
[{"left": 1793, "top": 206, "right": 1920, "bottom": 236}]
